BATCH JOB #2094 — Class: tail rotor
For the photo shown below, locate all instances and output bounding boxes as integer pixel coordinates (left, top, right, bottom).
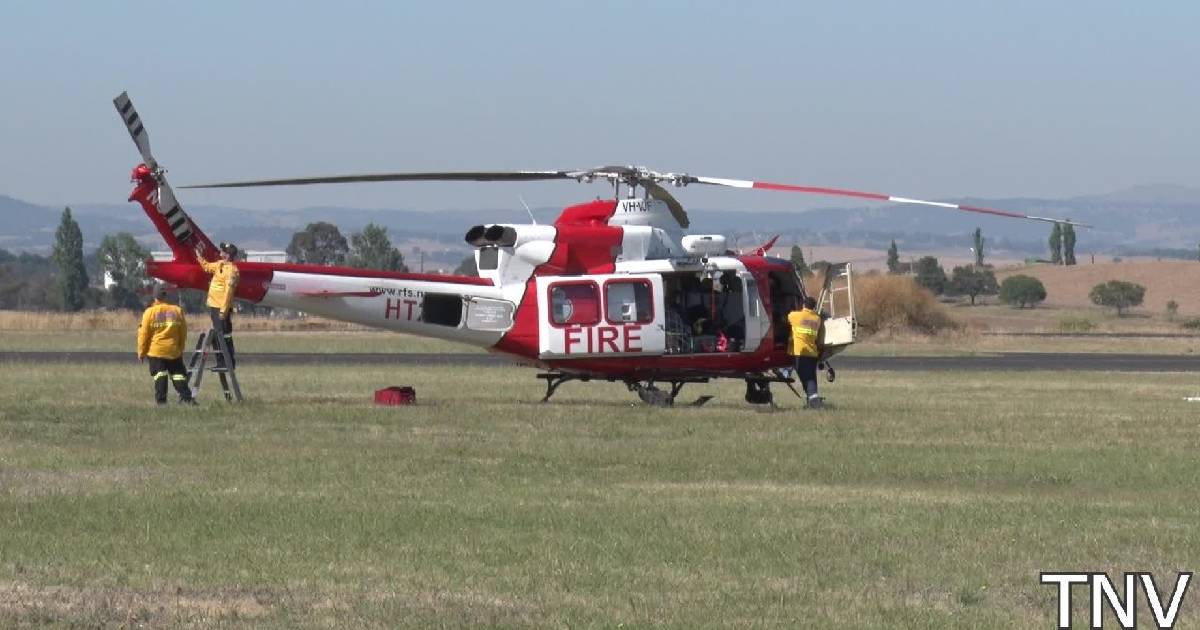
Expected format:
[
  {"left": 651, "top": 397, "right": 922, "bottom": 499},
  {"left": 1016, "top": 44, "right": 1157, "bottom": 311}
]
[{"left": 113, "top": 92, "right": 212, "bottom": 259}]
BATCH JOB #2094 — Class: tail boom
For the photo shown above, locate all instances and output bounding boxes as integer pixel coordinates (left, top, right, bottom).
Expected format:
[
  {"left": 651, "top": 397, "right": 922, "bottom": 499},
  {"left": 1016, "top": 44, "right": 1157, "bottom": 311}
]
[{"left": 129, "top": 166, "right": 217, "bottom": 262}]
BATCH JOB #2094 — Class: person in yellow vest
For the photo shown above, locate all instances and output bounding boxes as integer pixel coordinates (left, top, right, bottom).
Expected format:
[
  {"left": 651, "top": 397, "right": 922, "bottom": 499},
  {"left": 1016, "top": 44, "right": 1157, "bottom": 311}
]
[
  {"left": 137, "top": 284, "right": 196, "bottom": 405},
  {"left": 195, "top": 242, "right": 241, "bottom": 368},
  {"left": 787, "top": 296, "right": 824, "bottom": 409}
]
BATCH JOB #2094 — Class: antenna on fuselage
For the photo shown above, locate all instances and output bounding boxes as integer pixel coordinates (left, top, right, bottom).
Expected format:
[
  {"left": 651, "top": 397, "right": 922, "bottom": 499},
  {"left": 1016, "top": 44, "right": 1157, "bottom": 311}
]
[{"left": 518, "top": 195, "right": 537, "bottom": 225}]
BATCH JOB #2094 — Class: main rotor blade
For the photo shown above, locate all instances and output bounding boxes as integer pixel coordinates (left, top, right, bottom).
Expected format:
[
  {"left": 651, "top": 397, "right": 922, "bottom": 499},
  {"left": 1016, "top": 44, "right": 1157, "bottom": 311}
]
[
  {"left": 182, "top": 171, "right": 578, "bottom": 189},
  {"left": 689, "top": 176, "right": 1090, "bottom": 227},
  {"left": 645, "top": 181, "right": 690, "bottom": 228},
  {"left": 112, "top": 91, "right": 155, "bottom": 169}
]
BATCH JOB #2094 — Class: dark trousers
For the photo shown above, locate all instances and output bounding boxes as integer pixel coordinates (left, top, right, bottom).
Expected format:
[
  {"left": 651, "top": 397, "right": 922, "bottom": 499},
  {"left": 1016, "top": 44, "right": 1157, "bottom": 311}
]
[
  {"left": 208, "top": 307, "right": 236, "bottom": 368},
  {"left": 794, "top": 356, "right": 819, "bottom": 399},
  {"left": 148, "top": 356, "right": 193, "bottom": 404}
]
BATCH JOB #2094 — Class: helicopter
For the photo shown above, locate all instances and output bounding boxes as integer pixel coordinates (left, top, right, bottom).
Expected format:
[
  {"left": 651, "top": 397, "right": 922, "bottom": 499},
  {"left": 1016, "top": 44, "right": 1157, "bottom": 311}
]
[{"left": 114, "top": 92, "right": 1083, "bottom": 407}]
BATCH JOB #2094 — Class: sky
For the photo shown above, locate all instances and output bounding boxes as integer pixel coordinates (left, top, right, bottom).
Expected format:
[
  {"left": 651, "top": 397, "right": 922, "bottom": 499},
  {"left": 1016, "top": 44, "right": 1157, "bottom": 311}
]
[{"left": 2, "top": 1, "right": 1198, "bottom": 213}]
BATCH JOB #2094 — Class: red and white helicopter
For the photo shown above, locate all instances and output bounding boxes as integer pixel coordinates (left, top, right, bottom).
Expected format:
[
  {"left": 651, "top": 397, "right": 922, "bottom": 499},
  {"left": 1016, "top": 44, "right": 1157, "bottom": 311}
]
[{"left": 114, "top": 92, "right": 1081, "bottom": 406}]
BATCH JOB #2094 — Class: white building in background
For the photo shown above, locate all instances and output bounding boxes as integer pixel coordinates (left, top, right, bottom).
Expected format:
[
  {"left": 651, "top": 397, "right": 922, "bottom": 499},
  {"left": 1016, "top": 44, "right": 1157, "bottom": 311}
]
[
  {"left": 150, "top": 250, "right": 289, "bottom": 264},
  {"left": 103, "top": 251, "right": 289, "bottom": 289}
]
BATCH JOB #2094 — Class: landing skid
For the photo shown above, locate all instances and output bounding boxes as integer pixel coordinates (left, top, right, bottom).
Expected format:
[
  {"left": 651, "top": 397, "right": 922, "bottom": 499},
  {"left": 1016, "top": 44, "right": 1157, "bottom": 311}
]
[
  {"left": 537, "top": 372, "right": 595, "bottom": 403},
  {"left": 535, "top": 372, "right": 711, "bottom": 407}
]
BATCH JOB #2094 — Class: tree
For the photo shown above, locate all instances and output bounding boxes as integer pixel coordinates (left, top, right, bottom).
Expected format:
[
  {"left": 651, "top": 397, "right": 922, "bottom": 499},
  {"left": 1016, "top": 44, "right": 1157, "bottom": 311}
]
[
  {"left": 1089, "top": 280, "right": 1146, "bottom": 317},
  {"left": 886, "top": 240, "right": 900, "bottom": 274},
  {"left": 789, "top": 245, "right": 810, "bottom": 276},
  {"left": 972, "top": 228, "right": 985, "bottom": 267},
  {"left": 454, "top": 255, "right": 477, "bottom": 277},
  {"left": 0, "top": 250, "right": 57, "bottom": 310},
  {"left": 1062, "top": 222, "right": 1077, "bottom": 266},
  {"left": 947, "top": 265, "right": 999, "bottom": 305},
  {"left": 287, "top": 222, "right": 349, "bottom": 265},
  {"left": 1167, "top": 300, "right": 1180, "bottom": 322},
  {"left": 348, "top": 223, "right": 407, "bottom": 271},
  {"left": 913, "top": 256, "right": 947, "bottom": 295},
  {"left": 52, "top": 207, "right": 89, "bottom": 312},
  {"left": 97, "top": 232, "right": 150, "bottom": 310},
  {"left": 810, "top": 260, "right": 833, "bottom": 279},
  {"left": 1048, "top": 223, "right": 1063, "bottom": 264},
  {"left": 999, "top": 274, "right": 1047, "bottom": 309}
]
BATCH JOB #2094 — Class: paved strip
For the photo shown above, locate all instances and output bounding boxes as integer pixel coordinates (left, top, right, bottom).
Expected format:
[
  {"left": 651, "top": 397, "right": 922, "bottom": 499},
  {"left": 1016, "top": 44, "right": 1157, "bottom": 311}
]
[
  {"left": 981, "top": 331, "right": 1200, "bottom": 339},
  {"left": 2, "top": 352, "right": 1199, "bottom": 372}
]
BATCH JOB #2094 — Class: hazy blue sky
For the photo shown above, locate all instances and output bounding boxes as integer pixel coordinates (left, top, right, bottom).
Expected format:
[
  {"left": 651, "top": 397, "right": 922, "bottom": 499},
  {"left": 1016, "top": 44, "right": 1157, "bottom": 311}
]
[{"left": 2, "top": 1, "right": 1197, "bottom": 212}]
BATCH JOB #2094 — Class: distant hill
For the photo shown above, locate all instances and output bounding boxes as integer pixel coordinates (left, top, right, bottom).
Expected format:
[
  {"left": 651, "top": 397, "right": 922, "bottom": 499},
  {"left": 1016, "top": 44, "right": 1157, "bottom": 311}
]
[{"left": 4, "top": 183, "right": 1200, "bottom": 254}]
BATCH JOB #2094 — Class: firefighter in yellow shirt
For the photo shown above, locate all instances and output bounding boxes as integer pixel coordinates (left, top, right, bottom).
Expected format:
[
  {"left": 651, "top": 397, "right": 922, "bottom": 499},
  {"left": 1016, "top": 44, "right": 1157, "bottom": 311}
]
[
  {"left": 195, "top": 242, "right": 241, "bottom": 368},
  {"left": 137, "top": 285, "right": 196, "bottom": 405},
  {"left": 787, "top": 296, "right": 824, "bottom": 409}
]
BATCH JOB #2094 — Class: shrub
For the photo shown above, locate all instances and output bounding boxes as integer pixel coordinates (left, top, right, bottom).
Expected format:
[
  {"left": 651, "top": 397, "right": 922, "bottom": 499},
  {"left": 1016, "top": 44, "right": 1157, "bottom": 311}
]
[
  {"left": 850, "top": 275, "right": 959, "bottom": 335},
  {"left": 946, "top": 265, "right": 999, "bottom": 305},
  {"left": 913, "top": 256, "right": 947, "bottom": 295},
  {"left": 1181, "top": 317, "right": 1200, "bottom": 331},
  {"left": 1167, "top": 300, "right": 1179, "bottom": 322},
  {"left": 1057, "top": 317, "right": 1096, "bottom": 333},
  {"left": 999, "top": 275, "right": 1047, "bottom": 308},
  {"left": 1089, "top": 280, "right": 1146, "bottom": 316}
]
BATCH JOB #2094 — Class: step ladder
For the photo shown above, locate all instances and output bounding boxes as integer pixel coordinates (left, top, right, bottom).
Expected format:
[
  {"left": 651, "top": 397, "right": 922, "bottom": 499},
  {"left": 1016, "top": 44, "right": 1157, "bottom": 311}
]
[{"left": 187, "top": 327, "right": 243, "bottom": 402}]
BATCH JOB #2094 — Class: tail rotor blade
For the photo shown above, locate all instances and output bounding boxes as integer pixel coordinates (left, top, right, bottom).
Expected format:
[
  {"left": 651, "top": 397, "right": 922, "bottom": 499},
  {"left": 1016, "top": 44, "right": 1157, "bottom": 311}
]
[
  {"left": 155, "top": 181, "right": 194, "bottom": 243},
  {"left": 113, "top": 91, "right": 156, "bottom": 169},
  {"left": 113, "top": 92, "right": 198, "bottom": 246},
  {"left": 688, "top": 175, "right": 1089, "bottom": 227}
]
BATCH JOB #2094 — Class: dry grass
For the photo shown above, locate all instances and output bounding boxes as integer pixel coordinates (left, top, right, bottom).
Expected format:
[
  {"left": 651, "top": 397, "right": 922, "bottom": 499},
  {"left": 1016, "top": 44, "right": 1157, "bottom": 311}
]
[
  {"left": 0, "top": 310, "right": 369, "bottom": 332},
  {"left": 846, "top": 275, "right": 959, "bottom": 335},
  {"left": 995, "top": 260, "right": 1200, "bottom": 316}
]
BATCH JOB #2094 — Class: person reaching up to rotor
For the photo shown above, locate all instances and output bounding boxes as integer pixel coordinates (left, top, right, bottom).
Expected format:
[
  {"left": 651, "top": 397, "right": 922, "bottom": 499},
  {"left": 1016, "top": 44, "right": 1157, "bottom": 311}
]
[
  {"left": 788, "top": 296, "right": 824, "bottom": 409},
  {"left": 195, "top": 241, "right": 241, "bottom": 369}
]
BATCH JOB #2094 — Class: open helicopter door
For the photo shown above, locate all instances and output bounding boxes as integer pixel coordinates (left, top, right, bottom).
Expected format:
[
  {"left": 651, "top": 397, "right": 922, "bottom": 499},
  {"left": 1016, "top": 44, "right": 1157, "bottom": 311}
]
[
  {"left": 817, "top": 263, "right": 857, "bottom": 358},
  {"left": 739, "top": 272, "right": 770, "bottom": 352},
  {"left": 537, "top": 274, "right": 666, "bottom": 358}
]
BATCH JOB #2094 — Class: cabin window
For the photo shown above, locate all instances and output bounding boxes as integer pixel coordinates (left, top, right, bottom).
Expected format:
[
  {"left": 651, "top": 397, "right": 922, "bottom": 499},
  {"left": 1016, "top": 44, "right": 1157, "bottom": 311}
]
[
  {"left": 549, "top": 282, "right": 600, "bottom": 326},
  {"left": 420, "top": 293, "right": 463, "bottom": 327},
  {"left": 744, "top": 277, "right": 760, "bottom": 318},
  {"left": 605, "top": 280, "right": 653, "bottom": 324},
  {"left": 477, "top": 247, "right": 499, "bottom": 271}
]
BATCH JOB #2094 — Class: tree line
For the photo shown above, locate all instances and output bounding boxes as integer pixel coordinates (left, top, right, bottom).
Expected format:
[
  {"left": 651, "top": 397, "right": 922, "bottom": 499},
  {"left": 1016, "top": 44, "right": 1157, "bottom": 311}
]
[
  {"left": 0, "top": 209, "right": 479, "bottom": 312},
  {"left": 792, "top": 223, "right": 1150, "bottom": 314}
]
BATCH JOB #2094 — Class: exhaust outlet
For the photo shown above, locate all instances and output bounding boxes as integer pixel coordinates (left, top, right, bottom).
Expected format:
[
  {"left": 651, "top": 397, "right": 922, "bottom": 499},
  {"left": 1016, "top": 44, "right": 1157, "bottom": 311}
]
[{"left": 464, "top": 225, "right": 488, "bottom": 247}]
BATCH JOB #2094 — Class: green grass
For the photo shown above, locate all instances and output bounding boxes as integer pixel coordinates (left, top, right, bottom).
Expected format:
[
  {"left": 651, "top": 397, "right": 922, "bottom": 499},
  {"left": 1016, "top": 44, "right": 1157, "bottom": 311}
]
[{"left": 3, "top": 363, "right": 1200, "bottom": 627}]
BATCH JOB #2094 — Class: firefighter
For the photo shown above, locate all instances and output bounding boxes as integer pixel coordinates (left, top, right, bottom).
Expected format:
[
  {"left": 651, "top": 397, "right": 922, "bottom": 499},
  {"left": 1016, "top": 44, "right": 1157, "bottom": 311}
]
[
  {"left": 137, "top": 284, "right": 196, "bottom": 405},
  {"left": 195, "top": 241, "right": 240, "bottom": 368},
  {"left": 787, "top": 296, "right": 824, "bottom": 409}
]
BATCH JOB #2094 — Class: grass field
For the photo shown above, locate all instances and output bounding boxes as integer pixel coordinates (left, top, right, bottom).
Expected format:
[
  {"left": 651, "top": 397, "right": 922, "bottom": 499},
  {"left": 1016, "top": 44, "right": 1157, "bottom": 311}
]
[{"left": 3, "top": 361, "right": 1200, "bottom": 628}]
